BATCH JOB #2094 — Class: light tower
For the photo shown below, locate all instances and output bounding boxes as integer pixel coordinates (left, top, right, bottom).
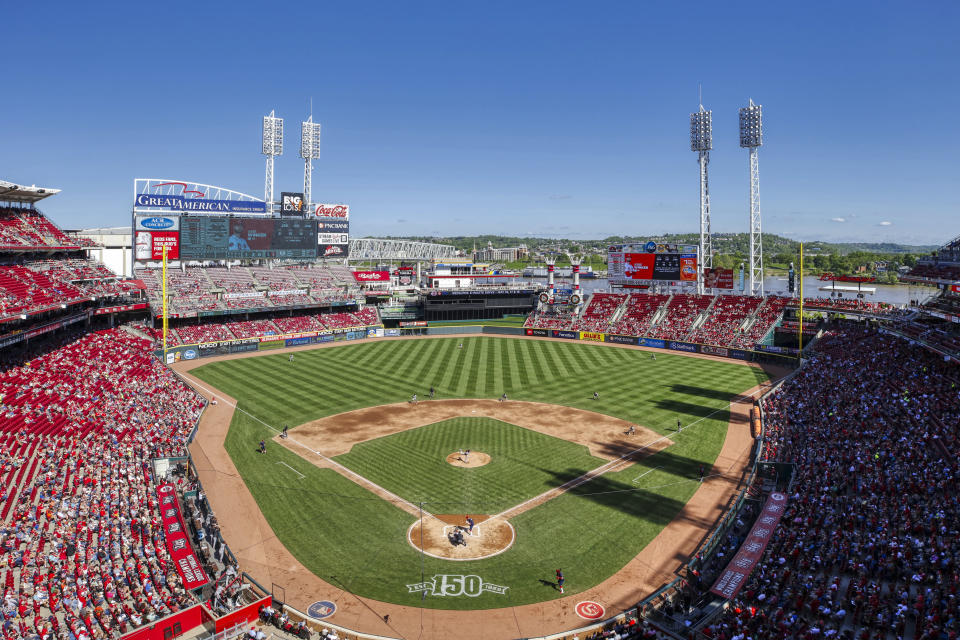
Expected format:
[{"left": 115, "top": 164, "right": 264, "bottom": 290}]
[
  {"left": 690, "top": 103, "right": 713, "bottom": 294},
  {"left": 300, "top": 115, "right": 322, "bottom": 208},
  {"left": 262, "top": 110, "right": 284, "bottom": 212},
  {"left": 739, "top": 99, "right": 764, "bottom": 296},
  {"left": 570, "top": 254, "right": 581, "bottom": 292},
  {"left": 546, "top": 256, "right": 556, "bottom": 301}
]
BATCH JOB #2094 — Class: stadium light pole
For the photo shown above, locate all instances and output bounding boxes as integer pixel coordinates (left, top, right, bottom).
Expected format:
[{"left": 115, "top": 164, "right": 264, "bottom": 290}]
[
  {"left": 161, "top": 245, "right": 168, "bottom": 359},
  {"left": 301, "top": 116, "right": 322, "bottom": 209},
  {"left": 799, "top": 241, "right": 805, "bottom": 355},
  {"left": 262, "top": 110, "right": 284, "bottom": 213},
  {"left": 690, "top": 103, "right": 713, "bottom": 295},
  {"left": 739, "top": 99, "right": 764, "bottom": 296}
]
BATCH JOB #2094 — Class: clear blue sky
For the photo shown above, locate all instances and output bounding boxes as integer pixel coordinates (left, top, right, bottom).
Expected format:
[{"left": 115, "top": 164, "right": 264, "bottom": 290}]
[{"left": 3, "top": 1, "right": 957, "bottom": 245}]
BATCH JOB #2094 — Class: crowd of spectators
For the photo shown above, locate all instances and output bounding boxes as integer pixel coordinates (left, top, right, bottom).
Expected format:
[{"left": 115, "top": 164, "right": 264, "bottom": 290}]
[
  {"left": 156, "top": 308, "right": 381, "bottom": 346},
  {"left": 645, "top": 294, "right": 714, "bottom": 340},
  {"left": 574, "top": 293, "right": 627, "bottom": 332},
  {"left": 609, "top": 294, "right": 670, "bottom": 336},
  {"left": 698, "top": 326, "right": 960, "bottom": 640},
  {"left": 0, "top": 328, "right": 206, "bottom": 639},
  {"left": 134, "top": 264, "right": 359, "bottom": 316},
  {"left": 0, "top": 208, "right": 79, "bottom": 250},
  {"left": 687, "top": 296, "right": 762, "bottom": 346},
  {"left": 523, "top": 309, "right": 579, "bottom": 329},
  {"left": 0, "top": 258, "right": 141, "bottom": 321}
]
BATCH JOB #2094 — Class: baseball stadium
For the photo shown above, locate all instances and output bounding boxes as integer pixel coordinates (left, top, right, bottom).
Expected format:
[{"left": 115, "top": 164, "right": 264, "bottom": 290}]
[
  {"left": 1, "top": 162, "right": 958, "bottom": 640},
  {"left": 2, "top": 8, "right": 959, "bottom": 638}
]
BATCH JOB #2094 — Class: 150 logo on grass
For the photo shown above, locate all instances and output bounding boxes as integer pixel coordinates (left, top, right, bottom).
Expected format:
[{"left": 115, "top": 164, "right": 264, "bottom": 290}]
[{"left": 407, "top": 575, "right": 508, "bottom": 597}]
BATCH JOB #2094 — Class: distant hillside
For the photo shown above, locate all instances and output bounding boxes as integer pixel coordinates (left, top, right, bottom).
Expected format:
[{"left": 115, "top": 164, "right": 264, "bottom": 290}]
[{"left": 387, "top": 233, "right": 937, "bottom": 256}]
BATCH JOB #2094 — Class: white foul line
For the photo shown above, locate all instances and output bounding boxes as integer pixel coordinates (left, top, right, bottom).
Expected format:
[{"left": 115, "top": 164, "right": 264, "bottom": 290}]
[
  {"left": 631, "top": 466, "right": 663, "bottom": 485},
  {"left": 494, "top": 392, "right": 759, "bottom": 520},
  {"left": 180, "top": 375, "right": 442, "bottom": 523},
  {"left": 276, "top": 461, "right": 306, "bottom": 479}
]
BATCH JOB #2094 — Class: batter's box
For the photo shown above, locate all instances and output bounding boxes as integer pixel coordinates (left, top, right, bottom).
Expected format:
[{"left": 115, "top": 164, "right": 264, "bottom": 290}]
[{"left": 443, "top": 524, "right": 481, "bottom": 538}]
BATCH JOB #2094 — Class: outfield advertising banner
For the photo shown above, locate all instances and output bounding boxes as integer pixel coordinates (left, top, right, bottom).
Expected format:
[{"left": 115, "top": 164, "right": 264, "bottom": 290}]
[
  {"left": 280, "top": 192, "right": 305, "bottom": 215},
  {"left": 135, "top": 215, "right": 180, "bottom": 231},
  {"left": 285, "top": 337, "right": 312, "bottom": 347},
  {"left": 606, "top": 334, "right": 637, "bottom": 345},
  {"left": 669, "top": 341, "right": 699, "bottom": 353},
  {"left": 637, "top": 337, "right": 666, "bottom": 349},
  {"left": 525, "top": 328, "right": 549, "bottom": 337},
  {"left": 314, "top": 204, "right": 350, "bottom": 219},
  {"left": 135, "top": 193, "right": 266, "bottom": 214},
  {"left": 352, "top": 270, "right": 390, "bottom": 282},
  {"left": 318, "top": 243, "right": 349, "bottom": 259},
  {"left": 580, "top": 331, "right": 605, "bottom": 342},
  {"left": 552, "top": 330, "right": 579, "bottom": 339},
  {"left": 727, "top": 349, "right": 750, "bottom": 360},
  {"left": 700, "top": 345, "right": 729, "bottom": 357},
  {"left": 156, "top": 484, "right": 209, "bottom": 590},
  {"left": 384, "top": 329, "right": 401, "bottom": 337},
  {"left": 230, "top": 343, "right": 258, "bottom": 354},
  {"left": 703, "top": 268, "right": 734, "bottom": 289},
  {"left": 135, "top": 230, "right": 180, "bottom": 260}
]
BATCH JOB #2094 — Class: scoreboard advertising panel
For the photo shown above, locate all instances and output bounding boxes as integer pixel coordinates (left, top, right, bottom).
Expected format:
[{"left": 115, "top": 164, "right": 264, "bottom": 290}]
[
  {"left": 174, "top": 216, "right": 317, "bottom": 260},
  {"left": 608, "top": 242, "right": 698, "bottom": 284}
]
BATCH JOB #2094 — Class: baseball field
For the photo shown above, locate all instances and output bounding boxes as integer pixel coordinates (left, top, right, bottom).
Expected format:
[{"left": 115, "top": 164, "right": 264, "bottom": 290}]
[{"left": 189, "top": 336, "right": 770, "bottom": 612}]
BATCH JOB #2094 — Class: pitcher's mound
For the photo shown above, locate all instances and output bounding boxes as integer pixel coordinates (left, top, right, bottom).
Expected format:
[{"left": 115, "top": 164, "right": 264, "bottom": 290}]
[
  {"left": 408, "top": 514, "right": 515, "bottom": 560},
  {"left": 446, "top": 451, "right": 491, "bottom": 468}
]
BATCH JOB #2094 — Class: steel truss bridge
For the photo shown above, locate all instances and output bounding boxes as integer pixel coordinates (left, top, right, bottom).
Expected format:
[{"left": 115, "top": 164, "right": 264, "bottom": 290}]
[{"left": 349, "top": 238, "right": 457, "bottom": 261}]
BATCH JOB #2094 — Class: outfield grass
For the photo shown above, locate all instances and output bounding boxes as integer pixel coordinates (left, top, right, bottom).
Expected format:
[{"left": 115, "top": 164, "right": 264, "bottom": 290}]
[{"left": 193, "top": 337, "right": 768, "bottom": 609}]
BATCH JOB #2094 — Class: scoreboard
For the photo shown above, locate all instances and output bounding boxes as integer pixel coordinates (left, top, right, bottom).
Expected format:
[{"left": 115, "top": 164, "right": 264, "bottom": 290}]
[
  {"left": 608, "top": 241, "right": 698, "bottom": 285},
  {"left": 179, "top": 216, "right": 317, "bottom": 260}
]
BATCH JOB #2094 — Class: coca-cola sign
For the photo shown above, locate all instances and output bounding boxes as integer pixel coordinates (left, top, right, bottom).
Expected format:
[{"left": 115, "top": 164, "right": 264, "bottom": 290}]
[
  {"left": 315, "top": 204, "right": 350, "bottom": 219},
  {"left": 352, "top": 270, "right": 390, "bottom": 282}
]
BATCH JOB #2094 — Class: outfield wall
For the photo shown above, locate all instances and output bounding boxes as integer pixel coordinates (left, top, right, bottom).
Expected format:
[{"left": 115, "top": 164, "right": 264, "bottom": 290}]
[{"left": 157, "top": 323, "right": 798, "bottom": 367}]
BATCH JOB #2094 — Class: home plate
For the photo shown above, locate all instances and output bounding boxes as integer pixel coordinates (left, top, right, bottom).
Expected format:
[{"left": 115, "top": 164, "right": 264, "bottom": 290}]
[{"left": 443, "top": 525, "right": 480, "bottom": 537}]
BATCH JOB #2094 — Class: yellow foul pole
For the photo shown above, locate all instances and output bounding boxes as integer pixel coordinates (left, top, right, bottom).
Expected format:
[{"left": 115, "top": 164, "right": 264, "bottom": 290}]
[
  {"left": 162, "top": 245, "right": 169, "bottom": 359},
  {"left": 798, "top": 242, "right": 804, "bottom": 354}
]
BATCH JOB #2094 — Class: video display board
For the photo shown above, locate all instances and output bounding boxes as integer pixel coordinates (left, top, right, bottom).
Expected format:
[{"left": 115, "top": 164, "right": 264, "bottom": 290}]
[
  {"left": 608, "top": 241, "right": 698, "bottom": 284},
  {"left": 703, "top": 268, "right": 734, "bottom": 289},
  {"left": 179, "top": 216, "right": 317, "bottom": 260}
]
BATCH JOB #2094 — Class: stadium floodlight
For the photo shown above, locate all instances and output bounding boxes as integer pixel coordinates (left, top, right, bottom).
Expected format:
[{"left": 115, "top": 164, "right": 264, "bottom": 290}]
[
  {"left": 690, "top": 104, "right": 713, "bottom": 294},
  {"left": 739, "top": 99, "right": 764, "bottom": 296},
  {"left": 300, "top": 116, "right": 322, "bottom": 208},
  {"left": 262, "top": 110, "right": 284, "bottom": 212}
]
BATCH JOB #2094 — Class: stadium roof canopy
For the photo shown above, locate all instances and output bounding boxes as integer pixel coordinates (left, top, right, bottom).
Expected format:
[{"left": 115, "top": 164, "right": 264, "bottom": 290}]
[{"left": 0, "top": 179, "right": 60, "bottom": 204}]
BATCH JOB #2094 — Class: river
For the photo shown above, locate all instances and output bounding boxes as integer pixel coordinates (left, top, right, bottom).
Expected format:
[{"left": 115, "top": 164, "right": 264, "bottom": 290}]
[{"left": 536, "top": 275, "right": 934, "bottom": 306}]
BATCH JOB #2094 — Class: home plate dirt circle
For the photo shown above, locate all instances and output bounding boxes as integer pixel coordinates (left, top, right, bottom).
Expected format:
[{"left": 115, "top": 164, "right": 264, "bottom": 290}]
[
  {"left": 408, "top": 514, "right": 515, "bottom": 560},
  {"left": 446, "top": 451, "right": 491, "bottom": 468}
]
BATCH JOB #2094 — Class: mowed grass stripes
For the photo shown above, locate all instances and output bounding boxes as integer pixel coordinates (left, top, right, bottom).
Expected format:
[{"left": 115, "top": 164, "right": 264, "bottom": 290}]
[
  {"left": 192, "top": 337, "right": 769, "bottom": 610},
  {"left": 333, "top": 417, "right": 603, "bottom": 511}
]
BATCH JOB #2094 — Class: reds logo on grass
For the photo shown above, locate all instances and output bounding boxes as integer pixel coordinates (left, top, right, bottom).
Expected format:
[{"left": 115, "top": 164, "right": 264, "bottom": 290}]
[{"left": 575, "top": 601, "right": 605, "bottom": 620}]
